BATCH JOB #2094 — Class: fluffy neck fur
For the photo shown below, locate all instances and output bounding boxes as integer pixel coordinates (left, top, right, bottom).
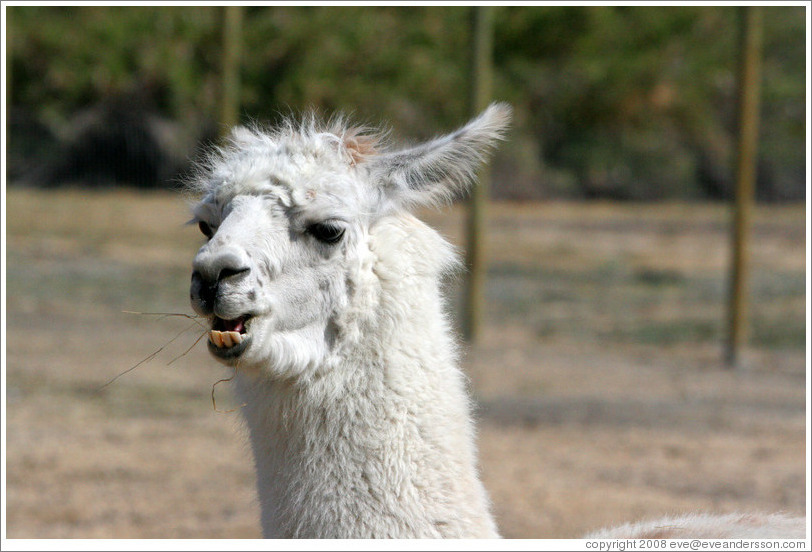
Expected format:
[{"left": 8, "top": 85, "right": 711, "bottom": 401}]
[{"left": 232, "top": 214, "right": 498, "bottom": 538}]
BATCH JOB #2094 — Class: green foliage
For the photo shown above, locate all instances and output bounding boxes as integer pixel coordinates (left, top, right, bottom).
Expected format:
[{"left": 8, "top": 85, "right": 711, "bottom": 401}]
[
  {"left": 9, "top": 7, "right": 222, "bottom": 125},
  {"left": 237, "top": 7, "right": 470, "bottom": 131},
  {"left": 6, "top": 6, "right": 806, "bottom": 199}
]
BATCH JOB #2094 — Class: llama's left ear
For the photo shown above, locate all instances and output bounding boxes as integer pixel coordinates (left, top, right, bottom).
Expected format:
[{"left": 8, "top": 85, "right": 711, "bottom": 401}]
[{"left": 370, "top": 102, "right": 512, "bottom": 208}]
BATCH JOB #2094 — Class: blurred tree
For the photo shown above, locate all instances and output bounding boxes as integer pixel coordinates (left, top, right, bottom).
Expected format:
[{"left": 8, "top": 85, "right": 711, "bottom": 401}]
[
  {"left": 6, "top": 6, "right": 806, "bottom": 200},
  {"left": 220, "top": 5, "right": 243, "bottom": 136}
]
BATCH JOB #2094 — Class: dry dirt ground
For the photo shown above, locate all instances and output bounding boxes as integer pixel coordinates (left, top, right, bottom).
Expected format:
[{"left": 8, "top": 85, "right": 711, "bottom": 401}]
[{"left": 3, "top": 188, "right": 808, "bottom": 539}]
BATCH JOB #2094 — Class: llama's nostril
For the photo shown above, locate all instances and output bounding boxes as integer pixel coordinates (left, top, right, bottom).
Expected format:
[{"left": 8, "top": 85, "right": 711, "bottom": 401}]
[
  {"left": 200, "top": 282, "right": 217, "bottom": 305},
  {"left": 218, "top": 266, "right": 250, "bottom": 282},
  {"left": 191, "top": 270, "right": 217, "bottom": 314}
]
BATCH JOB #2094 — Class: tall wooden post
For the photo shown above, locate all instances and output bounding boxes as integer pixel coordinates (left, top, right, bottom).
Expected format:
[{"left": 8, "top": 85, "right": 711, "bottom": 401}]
[
  {"left": 725, "top": 6, "right": 763, "bottom": 367},
  {"left": 5, "top": 7, "right": 11, "bottom": 137},
  {"left": 462, "top": 6, "right": 495, "bottom": 343},
  {"left": 5, "top": 6, "right": 12, "bottom": 142},
  {"left": 220, "top": 5, "right": 244, "bottom": 137}
]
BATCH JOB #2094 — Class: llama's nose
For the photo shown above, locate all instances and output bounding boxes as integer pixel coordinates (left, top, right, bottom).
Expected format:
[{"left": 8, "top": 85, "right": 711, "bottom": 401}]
[
  {"left": 190, "top": 271, "right": 216, "bottom": 315},
  {"left": 190, "top": 251, "right": 251, "bottom": 315}
]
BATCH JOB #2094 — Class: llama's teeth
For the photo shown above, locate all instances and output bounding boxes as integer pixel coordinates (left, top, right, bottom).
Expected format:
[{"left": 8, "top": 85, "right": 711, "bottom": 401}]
[
  {"left": 210, "top": 330, "right": 224, "bottom": 347},
  {"left": 229, "top": 331, "right": 243, "bottom": 344},
  {"left": 221, "top": 331, "right": 234, "bottom": 348}
]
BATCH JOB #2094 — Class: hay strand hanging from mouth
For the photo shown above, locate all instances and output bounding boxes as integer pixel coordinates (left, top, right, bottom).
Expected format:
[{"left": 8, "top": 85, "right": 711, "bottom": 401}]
[
  {"left": 97, "top": 311, "right": 208, "bottom": 392},
  {"left": 122, "top": 310, "right": 209, "bottom": 330},
  {"left": 211, "top": 361, "right": 247, "bottom": 413},
  {"left": 103, "top": 310, "right": 247, "bottom": 413},
  {"left": 168, "top": 330, "right": 208, "bottom": 366}
]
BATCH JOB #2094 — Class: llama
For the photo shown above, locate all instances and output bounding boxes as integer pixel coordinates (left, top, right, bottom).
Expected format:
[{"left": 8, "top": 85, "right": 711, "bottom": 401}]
[
  {"left": 587, "top": 513, "right": 806, "bottom": 539},
  {"left": 187, "top": 104, "right": 805, "bottom": 539}
]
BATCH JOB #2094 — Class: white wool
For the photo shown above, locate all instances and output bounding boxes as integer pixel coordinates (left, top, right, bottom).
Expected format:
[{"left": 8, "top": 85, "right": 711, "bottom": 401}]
[{"left": 231, "top": 211, "right": 498, "bottom": 538}]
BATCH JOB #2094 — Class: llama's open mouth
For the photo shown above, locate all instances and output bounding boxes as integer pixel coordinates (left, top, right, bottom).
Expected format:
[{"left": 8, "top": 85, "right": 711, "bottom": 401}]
[{"left": 208, "top": 315, "right": 251, "bottom": 359}]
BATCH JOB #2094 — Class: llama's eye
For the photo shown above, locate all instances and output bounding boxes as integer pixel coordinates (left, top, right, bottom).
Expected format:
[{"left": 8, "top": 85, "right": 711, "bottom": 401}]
[
  {"left": 307, "top": 222, "right": 345, "bottom": 245},
  {"left": 199, "top": 221, "right": 214, "bottom": 239}
]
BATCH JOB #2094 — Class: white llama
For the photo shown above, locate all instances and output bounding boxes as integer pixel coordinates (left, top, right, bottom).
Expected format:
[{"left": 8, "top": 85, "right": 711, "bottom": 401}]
[{"left": 187, "top": 104, "right": 805, "bottom": 539}]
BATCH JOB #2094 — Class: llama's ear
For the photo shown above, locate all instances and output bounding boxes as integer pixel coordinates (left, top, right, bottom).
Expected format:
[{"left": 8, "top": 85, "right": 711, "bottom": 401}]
[
  {"left": 371, "top": 102, "right": 511, "bottom": 208},
  {"left": 341, "top": 128, "right": 379, "bottom": 166}
]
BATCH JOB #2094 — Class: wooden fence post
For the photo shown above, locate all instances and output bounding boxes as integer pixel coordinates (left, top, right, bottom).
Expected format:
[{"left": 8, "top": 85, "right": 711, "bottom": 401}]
[
  {"left": 462, "top": 6, "right": 496, "bottom": 343},
  {"left": 725, "top": 6, "right": 763, "bottom": 367}
]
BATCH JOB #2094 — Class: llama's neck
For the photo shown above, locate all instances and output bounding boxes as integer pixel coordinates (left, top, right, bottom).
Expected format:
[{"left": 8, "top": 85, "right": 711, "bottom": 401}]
[{"left": 233, "top": 217, "right": 498, "bottom": 538}]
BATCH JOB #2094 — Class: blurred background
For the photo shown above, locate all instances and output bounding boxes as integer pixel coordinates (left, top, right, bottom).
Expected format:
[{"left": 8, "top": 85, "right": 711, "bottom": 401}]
[
  {"left": 3, "top": 4, "right": 807, "bottom": 540},
  {"left": 6, "top": 5, "right": 807, "bottom": 201}
]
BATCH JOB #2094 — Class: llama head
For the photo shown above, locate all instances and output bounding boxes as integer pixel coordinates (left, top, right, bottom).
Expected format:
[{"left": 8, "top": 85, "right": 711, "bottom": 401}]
[{"left": 188, "top": 103, "right": 511, "bottom": 379}]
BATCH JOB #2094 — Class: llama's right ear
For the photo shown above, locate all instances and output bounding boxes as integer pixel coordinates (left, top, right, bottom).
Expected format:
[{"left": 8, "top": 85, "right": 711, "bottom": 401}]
[{"left": 370, "top": 102, "right": 512, "bottom": 209}]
